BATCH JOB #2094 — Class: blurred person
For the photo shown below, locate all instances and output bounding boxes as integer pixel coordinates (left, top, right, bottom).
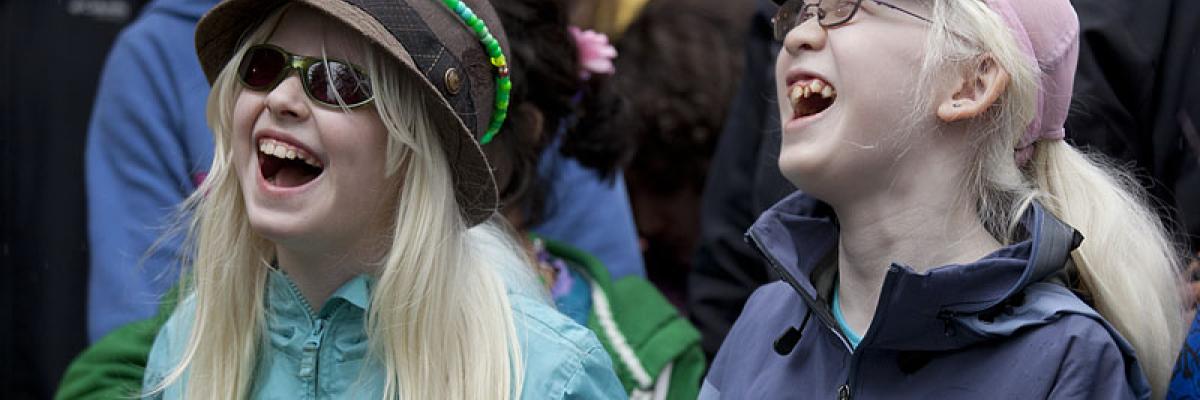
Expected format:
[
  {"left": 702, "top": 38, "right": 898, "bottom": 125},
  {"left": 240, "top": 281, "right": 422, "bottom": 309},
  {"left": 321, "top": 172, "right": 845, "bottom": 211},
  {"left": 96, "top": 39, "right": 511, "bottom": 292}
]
[
  {"left": 86, "top": 0, "right": 647, "bottom": 346},
  {"left": 137, "top": 1, "right": 622, "bottom": 397},
  {"left": 84, "top": 0, "right": 220, "bottom": 343},
  {"left": 702, "top": 0, "right": 1187, "bottom": 398},
  {"left": 614, "top": 0, "right": 753, "bottom": 307},
  {"left": 491, "top": 2, "right": 705, "bottom": 396},
  {"left": 687, "top": 0, "right": 792, "bottom": 363}
]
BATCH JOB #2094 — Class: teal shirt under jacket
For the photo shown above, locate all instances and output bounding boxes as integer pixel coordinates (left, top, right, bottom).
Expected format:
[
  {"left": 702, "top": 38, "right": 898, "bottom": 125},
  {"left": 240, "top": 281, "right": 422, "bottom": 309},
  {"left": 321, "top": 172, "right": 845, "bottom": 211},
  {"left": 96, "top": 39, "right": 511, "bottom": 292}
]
[{"left": 143, "top": 268, "right": 626, "bottom": 399}]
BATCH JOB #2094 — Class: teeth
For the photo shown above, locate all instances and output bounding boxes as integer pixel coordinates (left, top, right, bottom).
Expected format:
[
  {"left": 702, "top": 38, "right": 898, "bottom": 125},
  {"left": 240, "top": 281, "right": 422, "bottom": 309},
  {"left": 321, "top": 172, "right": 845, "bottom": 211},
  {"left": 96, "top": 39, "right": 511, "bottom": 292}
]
[
  {"left": 788, "top": 79, "right": 837, "bottom": 101},
  {"left": 788, "top": 78, "right": 838, "bottom": 117},
  {"left": 256, "top": 138, "right": 323, "bottom": 168}
]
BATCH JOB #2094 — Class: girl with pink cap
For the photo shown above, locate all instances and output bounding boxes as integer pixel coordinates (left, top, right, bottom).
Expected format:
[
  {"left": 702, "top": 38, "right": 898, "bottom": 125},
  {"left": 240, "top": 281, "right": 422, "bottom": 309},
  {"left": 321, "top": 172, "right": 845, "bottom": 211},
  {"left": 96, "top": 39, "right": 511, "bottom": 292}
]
[{"left": 702, "top": 0, "right": 1187, "bottom": 398}]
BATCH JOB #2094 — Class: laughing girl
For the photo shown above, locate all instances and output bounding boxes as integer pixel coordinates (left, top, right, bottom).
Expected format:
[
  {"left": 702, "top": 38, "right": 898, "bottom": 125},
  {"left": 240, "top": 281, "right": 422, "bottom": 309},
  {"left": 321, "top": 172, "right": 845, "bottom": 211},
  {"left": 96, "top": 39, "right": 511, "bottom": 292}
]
[
  {"left": 140, "top": 0, "right": 623, "bottom": 398},
  {"left": 702, "top": 0, "right": 1186, "bottom": 398}
]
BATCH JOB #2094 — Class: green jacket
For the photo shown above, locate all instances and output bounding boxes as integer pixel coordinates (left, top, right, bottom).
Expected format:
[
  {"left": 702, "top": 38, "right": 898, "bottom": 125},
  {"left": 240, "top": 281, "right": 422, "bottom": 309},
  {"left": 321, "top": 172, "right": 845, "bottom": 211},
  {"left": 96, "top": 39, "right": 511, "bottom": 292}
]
[
  {"left": 57, "top": 240, "right": 702, "bottom": 399},
  {"left": 542, "top": 238, "right": 704, "bottom": 400}
]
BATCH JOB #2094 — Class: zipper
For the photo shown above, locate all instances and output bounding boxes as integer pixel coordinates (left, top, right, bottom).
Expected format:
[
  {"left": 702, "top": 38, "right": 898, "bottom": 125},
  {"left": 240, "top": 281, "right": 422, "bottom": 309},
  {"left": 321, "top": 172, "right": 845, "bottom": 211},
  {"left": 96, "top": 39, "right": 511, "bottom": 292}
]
[
  {"left": 746, "top": 232, "right": 909, "bottom": 399},
  {"left": 298, "top": 318, "right": 327, "bottom": 393},
  {"left": 747, "top": 232, "right": 854, "bottom": 351},
  {"left": 840, "top": 265, "right": 903, "bottom": 400},
  {"left": 277, "top": 271, "right": 328, "bottom": 396}
]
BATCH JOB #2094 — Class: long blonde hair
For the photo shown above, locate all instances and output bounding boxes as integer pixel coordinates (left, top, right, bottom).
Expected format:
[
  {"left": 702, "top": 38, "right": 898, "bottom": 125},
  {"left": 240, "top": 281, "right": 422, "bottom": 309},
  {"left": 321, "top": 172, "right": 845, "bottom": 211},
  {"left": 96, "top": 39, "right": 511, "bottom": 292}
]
[
  {"left": 152, "top": 5, "right": 532, "bottom": 399},
  {"left": 918, "top": 0, "right": 1186, "bottom": 395}
]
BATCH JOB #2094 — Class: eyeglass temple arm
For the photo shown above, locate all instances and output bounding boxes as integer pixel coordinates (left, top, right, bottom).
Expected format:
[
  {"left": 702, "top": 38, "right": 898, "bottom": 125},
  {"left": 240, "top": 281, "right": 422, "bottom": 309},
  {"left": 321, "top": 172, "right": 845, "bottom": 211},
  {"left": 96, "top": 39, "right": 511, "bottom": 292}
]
[{"left": 871, "top": 0, "right": 932, "bottom": 23}]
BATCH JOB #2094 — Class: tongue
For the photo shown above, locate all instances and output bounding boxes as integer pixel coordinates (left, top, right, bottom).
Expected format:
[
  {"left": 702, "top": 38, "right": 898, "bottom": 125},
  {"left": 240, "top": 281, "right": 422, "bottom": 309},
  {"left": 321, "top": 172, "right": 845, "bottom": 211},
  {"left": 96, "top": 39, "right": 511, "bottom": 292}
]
[{"left": 272, "top": 161, "right": 319, "bottom": 187}]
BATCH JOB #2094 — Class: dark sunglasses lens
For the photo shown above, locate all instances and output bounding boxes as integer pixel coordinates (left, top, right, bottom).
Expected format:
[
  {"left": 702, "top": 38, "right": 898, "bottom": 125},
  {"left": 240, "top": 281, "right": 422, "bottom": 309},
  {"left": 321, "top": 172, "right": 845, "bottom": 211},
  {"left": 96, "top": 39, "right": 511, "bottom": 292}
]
[
  {"left": 240, "top": 47, "right": 286, "bottom": 89},
  {"left": 307, "top": 61, "right": 372, "bottom": 106}
]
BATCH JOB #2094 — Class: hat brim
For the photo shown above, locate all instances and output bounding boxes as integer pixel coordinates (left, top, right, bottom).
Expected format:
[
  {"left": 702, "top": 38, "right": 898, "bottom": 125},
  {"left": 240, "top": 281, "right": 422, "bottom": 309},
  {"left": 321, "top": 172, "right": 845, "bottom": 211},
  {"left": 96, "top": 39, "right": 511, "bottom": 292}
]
[{"left": 195, "top": 0, "right": 499, "bottom": 226}]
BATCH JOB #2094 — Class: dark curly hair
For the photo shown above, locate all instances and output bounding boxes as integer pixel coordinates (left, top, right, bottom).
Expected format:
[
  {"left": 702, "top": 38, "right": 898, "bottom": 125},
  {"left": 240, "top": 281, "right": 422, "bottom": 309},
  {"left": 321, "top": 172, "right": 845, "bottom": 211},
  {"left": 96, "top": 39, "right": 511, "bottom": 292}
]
[
  {"left": 616, "top": 0, "right": 745, "bottom": 196},
  {"left": 488, "top": 0, "right": 633, "bottom": 229}
]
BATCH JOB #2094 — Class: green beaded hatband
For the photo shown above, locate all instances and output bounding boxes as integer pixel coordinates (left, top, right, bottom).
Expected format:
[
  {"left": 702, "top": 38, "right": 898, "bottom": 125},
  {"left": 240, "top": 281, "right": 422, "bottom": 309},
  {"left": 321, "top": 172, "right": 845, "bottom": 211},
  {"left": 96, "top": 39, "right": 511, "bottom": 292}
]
[{"left": 195, "top": 0, "right": 513, "bottom": 226}]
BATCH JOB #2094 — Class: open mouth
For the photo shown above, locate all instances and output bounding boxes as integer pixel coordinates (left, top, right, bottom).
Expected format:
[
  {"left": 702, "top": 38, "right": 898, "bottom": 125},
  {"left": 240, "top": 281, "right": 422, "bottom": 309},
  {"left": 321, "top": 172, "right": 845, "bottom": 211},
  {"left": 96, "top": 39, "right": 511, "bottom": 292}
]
[
  {"left": 257, "top": 137, "right": 323, "bottom": 188},
  {"left": 788, "top": 78, "right": 837, "bottom": 120}
]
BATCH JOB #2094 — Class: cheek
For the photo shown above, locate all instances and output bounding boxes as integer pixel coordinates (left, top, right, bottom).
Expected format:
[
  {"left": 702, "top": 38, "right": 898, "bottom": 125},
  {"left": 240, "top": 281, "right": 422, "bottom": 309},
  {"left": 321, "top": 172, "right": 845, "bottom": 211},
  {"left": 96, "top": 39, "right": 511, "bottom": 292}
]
[
  {"left": 326, "top": 112, "right": 393, "bottom": 184},
  {"left": 774, "top": 51, "right": 793, "bottom": 124},
  {"left": 231, "top": 93, "right": 264, "bottom": 172},
  {"left": 232, "top": 90, "right": 262, "bottom": 133}
]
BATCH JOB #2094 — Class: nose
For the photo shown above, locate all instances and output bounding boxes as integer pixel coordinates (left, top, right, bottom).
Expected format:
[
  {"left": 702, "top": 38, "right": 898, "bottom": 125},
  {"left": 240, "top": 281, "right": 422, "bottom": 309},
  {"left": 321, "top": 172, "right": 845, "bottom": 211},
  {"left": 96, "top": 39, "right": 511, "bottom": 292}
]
[
  {"left": 782, "top": 9, "right": 827, "bottom": 55},
  {"left": 264, "top": 73, "right": 311, "bottom": 121}
]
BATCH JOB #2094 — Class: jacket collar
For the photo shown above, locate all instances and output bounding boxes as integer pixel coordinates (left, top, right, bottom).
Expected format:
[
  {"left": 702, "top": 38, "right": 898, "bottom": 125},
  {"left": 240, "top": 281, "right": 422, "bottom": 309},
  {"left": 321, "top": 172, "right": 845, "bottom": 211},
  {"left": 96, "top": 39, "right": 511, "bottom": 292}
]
[
  {"left": 267, "top": 268, "right": 373, "bottom": 323},
  {"left": 747, "top": 192, "right": 1083, "bottom": 351}
]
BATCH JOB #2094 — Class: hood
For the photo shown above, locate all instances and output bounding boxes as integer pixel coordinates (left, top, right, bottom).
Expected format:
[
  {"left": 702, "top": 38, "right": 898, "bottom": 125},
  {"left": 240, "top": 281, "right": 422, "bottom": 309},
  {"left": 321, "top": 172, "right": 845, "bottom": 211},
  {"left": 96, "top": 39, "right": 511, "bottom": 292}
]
[
  {"left": 746, "top": 192, "right": 1086, "bottom": 351},
  {"left": 141, "top": 0, "right": 218, "bottom": 20}
]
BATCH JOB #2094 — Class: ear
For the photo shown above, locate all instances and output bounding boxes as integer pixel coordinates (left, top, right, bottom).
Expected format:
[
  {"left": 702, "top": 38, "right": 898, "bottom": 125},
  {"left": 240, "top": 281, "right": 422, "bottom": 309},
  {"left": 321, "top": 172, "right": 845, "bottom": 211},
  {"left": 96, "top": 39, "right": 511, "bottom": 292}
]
[{"left": 937, "top": 55, "right": 1011, "bottom": 122}]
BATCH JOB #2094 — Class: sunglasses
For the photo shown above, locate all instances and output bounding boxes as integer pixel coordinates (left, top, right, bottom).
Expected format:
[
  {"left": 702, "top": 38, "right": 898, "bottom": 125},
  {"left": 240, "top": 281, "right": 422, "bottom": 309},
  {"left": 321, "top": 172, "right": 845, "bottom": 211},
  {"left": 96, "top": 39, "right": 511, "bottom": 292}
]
[
  {"left": 772, "top": 0, "right": 931, "bottom": 41},
  {"left": 237, "top": 44, "right": 374, "bottom": 108}
]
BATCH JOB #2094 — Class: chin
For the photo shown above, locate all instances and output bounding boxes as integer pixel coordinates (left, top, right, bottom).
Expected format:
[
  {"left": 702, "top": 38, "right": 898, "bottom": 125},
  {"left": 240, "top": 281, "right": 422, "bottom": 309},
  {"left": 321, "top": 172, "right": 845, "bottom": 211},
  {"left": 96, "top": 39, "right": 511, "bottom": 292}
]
[
  {"left": 779, "top": 150, "right": 851, "bottom": 203},
  {"left": 245, "top": 209, "right": 311, "bottom": 244}
]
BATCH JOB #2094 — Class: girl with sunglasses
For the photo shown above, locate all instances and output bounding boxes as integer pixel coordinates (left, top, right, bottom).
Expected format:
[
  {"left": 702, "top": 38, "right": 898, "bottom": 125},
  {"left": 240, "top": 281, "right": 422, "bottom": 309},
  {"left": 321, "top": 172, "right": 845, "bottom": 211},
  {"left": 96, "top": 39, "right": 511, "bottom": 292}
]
[
  {"left": 701, "top": 0, "right": 1186, "bottom": 398},
  {"left": 139, "top": 0, "right": 624, "bottom": 398}
]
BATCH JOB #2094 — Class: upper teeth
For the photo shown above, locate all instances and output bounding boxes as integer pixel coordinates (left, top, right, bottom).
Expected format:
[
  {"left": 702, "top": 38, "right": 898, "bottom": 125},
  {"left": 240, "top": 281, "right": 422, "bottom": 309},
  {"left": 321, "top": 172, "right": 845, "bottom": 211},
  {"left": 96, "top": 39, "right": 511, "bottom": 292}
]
[
  {"left": 258, "top": 138, "right": 322, "bottom": 168},
  {"left": 789, "top": 79, "right": 836, "bottom": 105}
]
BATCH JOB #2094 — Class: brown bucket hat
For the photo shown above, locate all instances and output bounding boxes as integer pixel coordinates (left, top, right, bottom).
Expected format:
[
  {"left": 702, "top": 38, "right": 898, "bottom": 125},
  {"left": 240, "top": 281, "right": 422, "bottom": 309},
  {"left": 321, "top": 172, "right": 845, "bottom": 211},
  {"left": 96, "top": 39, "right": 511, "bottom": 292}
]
[{"left": 195, "top": 0, "right": 510, "bottom": 227}]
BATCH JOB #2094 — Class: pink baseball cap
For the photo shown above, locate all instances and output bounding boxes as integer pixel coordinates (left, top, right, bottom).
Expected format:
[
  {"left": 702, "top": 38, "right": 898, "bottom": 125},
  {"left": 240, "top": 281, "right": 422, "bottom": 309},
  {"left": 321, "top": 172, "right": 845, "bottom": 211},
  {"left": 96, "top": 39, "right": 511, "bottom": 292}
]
[{"left": 984, "top": 0, "right": 1080, "bottom": 165}]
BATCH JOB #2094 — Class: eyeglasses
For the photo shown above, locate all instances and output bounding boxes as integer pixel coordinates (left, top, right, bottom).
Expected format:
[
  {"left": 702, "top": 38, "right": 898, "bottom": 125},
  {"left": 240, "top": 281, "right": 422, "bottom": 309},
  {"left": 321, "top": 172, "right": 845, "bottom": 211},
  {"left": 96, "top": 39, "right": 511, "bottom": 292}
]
[
  {"left": 772, "top": 0, "right": 931, "bottom": 41},
  {"left": 237, "top": 44, "right": 374, "bottom": 108}
]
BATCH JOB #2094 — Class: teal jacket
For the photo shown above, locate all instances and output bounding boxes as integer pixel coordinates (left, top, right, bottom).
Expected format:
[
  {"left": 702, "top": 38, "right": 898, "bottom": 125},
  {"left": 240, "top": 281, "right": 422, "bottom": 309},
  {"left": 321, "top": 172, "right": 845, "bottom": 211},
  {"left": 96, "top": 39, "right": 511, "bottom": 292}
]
[{"left": 141, "top": 268, "right": 625, "bottom": 399}]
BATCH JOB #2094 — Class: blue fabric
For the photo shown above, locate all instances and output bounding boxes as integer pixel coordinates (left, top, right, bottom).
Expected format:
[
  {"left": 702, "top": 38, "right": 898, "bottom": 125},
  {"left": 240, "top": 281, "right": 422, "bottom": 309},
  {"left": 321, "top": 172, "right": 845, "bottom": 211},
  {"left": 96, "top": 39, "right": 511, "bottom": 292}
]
[
  {"left": 532, "top": 137, "right": 645, "bottom": 280},
  {"left": 1168, "top": 308, "right": 1200, "bottom": 399},
  {"left": 553, "top": 264, "right": 593, "bottom": 326},
  {"left": 85, "top": 0, "right": 219, "bottom": 342},
  {"left": 85, "top": 0, "right": 645, "bottom": 342},
  {"left": 144, "top": 269, "right": 626, "bottom": 399},
  {"left": 831, "top": 287, "right": 861, "bottom": 349}
]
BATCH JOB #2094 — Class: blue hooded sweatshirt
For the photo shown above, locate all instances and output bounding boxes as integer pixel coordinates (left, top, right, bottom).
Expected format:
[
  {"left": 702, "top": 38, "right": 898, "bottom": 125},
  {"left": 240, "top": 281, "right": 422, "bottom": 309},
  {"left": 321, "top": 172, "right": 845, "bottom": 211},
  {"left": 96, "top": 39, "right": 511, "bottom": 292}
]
[
  {"left": 700, "top": 193, "right": 1151, "bottom": 399},
  {"left": 85, "top": 0, "right": 645, "bottom": 342},
  {"left": 85, "top": 0, "right": 217, "bottom": 342}
]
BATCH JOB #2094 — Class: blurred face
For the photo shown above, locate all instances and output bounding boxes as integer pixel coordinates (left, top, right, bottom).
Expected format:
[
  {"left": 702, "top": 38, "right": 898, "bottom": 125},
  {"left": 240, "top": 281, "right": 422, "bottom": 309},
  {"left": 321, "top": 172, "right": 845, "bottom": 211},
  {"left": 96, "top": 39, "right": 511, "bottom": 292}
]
[
  {"left": 774, "top": 0, "right": 932, "bottom": 203},
  {"left": 231, "top": 6, "right": 398, "bottom": 253}
]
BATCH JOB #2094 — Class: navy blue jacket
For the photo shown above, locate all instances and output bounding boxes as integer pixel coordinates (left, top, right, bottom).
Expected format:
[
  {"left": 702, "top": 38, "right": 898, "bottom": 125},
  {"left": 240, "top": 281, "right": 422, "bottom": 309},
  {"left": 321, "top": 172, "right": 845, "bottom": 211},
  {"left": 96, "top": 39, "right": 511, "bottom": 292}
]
[{"left": 701, "top": 193, "right": 1150, "bottom": 399}]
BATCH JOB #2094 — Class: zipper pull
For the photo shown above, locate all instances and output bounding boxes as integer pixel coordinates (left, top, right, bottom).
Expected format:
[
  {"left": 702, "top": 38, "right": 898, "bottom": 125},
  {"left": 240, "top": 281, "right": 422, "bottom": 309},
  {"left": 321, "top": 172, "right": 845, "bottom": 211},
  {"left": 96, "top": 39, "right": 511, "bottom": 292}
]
[
  {"left": 298, "top": 318, "right": 327, "bottom": 378},
  {"left": 837, "top": 384, "right": 851, "bottom": 400}
]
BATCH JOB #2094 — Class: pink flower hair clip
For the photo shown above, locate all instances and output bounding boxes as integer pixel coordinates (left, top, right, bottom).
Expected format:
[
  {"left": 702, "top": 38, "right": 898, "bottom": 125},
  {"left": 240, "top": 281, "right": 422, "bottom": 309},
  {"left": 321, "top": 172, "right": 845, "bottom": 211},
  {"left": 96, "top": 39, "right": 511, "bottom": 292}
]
[{"left": 569, "top": 26, "right": 618, "bottom": 80}]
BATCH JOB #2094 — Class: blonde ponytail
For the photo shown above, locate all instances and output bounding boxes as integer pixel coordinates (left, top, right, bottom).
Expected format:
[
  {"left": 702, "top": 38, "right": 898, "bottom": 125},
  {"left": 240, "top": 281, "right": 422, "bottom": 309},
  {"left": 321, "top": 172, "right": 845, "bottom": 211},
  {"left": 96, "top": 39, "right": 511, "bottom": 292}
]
[
  {"left": 1028, "top": 140, "right": 1186, "bottom": 394},
  {"left": 921, "top": 0, "right": 1188, "bottom": 396}
]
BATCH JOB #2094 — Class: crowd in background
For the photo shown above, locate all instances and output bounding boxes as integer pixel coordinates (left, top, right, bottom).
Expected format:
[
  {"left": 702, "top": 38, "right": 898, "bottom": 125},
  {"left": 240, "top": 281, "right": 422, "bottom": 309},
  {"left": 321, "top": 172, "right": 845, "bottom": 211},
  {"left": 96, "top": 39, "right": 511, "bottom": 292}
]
[{"left": 1, "top": 0, "right": 1198, "bottom": 398}]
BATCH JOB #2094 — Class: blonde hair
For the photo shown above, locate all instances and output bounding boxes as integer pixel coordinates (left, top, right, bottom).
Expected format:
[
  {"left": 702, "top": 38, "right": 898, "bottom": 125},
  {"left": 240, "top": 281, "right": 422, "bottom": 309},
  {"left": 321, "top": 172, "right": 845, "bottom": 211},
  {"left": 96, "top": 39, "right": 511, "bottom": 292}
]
[
  {"left": 918, "top": 0, "right": 1186, "bottom": 395},
  {"left": 151, "top": 5, "right": 533, "bottom": 399}
]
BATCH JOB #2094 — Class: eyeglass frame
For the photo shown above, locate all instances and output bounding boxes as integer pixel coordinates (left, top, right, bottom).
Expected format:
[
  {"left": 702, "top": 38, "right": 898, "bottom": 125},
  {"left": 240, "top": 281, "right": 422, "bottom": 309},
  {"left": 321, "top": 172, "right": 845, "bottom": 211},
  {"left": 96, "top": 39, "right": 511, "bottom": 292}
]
[
  {"left": 772, "top": 0, "right": 932, "bottom": 41},
  {"left": 237, "top": 43, "right": 375, "bottom": 109}
]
